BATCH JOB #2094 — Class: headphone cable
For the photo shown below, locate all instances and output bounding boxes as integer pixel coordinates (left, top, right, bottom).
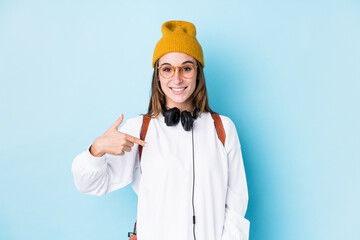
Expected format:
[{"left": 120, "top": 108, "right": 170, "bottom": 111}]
[{"left": 192, "top": 127, "right": 196, "bottom": 240}]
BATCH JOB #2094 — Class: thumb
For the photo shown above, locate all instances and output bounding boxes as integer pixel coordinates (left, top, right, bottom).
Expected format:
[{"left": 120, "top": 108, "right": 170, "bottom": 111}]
[{"left": 110, "top": 114, "right": 124, "bottom": 131}]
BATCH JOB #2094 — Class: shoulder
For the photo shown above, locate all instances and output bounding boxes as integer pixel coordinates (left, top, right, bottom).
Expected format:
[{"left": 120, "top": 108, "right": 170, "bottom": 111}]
[
  {"left": 119, "top": 115, "right": 144, "bottom": 137},
  {"left": 123, "top": 114, "right": 144, "bottom": 127},
  {"left": 216, "top": 114, "right": 237, "bottom": 133},
  {"left": 215, "top": 114, "right": 241, "bottom": 149},
  {"left": 204, "top": 112, "right": 237, "bottom": 135}
]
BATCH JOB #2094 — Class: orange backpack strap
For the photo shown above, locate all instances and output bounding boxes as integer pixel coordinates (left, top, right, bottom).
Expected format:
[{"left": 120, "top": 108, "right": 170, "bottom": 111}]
[
  {"left": 128, "top": 221, "right": 137, "bottom": 239},
  {"left": 139, "top": 114, "right": 151, "bottom": 162},
  {"left": 211, "top": 113, "right": 226, "bottom": 146}
]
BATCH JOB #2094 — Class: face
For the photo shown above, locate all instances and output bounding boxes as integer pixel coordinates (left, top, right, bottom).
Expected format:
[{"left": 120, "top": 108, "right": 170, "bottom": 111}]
[{"left": 158, "top": 52, "right": 197, "bottom": 111}]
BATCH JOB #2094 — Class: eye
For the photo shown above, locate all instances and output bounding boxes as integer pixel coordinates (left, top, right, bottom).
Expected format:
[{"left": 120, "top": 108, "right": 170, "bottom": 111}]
[
  {"left": 182, "top": 65, "right": 193, "bottom": 71},
  {"left": 162, "top": 67, "right": 171, "bottom": 72}
]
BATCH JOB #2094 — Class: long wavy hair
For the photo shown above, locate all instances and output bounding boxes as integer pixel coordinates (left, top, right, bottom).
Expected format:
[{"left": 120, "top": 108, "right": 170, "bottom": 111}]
[{"left": 142, "top": 59, "right": 216, "bottom": 118}]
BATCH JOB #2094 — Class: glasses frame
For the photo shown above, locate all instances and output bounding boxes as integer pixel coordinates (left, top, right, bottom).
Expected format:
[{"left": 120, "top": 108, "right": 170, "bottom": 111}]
[{"left": 157, "top": 64, "right": 198, "bottom": 79}]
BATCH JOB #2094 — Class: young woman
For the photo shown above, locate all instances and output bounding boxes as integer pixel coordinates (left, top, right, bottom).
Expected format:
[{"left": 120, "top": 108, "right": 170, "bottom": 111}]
[{"left": 72, "top": 20, "right": 250, "bottom": 240}]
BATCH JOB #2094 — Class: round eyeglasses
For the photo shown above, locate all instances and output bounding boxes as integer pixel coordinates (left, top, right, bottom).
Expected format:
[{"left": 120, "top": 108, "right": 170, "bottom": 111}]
[{"left": 157, "top": 64, "right": 198, "bottom": 79}]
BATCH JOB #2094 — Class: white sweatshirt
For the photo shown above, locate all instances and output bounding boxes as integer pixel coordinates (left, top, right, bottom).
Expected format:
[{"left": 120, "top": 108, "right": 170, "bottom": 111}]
[{"left": 72, "top": 111, "right": 250, "bottom": 240}]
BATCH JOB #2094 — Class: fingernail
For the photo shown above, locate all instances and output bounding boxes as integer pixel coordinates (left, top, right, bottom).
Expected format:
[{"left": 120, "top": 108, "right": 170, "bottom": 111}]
[{"left": 144, "top": 142, "right": 148, "bottom": 147}]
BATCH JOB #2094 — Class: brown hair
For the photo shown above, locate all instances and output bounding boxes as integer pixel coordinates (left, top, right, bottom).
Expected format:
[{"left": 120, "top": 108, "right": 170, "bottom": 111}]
[{"left": 142, "top": 59, "right": 216, "bottom": 118}]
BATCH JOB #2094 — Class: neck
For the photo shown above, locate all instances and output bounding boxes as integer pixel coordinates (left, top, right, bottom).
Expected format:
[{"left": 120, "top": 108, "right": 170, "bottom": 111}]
[{"left": 165, "top": 102, "right": 195, "bottom": 113}]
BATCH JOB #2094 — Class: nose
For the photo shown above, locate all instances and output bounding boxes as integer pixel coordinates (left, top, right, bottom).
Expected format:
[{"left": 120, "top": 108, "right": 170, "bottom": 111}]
[{"left": 173, "top": 68, "right": 183, "bottom": 84}]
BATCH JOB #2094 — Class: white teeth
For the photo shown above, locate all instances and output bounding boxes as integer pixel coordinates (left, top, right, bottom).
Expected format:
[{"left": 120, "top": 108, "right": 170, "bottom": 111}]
[{"left": 171, "top": 87, "right": 186, "bottom": 91}]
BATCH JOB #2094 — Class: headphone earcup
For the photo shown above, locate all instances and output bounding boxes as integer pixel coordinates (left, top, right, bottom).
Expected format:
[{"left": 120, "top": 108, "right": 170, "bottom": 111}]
[
  {"left": 193, "top": 108, "right": 200, "bottom": 120},
  {"left": 181, "top": 110, "right": 194, "bottom": 131},
  {"left": 162, "top": 106, "right": 180, "bottom": 126}
]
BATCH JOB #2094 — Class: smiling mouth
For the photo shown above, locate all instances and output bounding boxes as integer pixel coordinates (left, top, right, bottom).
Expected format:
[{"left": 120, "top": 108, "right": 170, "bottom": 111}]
[{"left": 170, "top": 87, "right": 187, "bottom": 92}]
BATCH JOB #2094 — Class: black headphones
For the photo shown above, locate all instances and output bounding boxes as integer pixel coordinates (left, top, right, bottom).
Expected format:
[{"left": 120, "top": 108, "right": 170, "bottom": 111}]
[{"left": 161, "top": 105, "right": 200, "bottom": 131}]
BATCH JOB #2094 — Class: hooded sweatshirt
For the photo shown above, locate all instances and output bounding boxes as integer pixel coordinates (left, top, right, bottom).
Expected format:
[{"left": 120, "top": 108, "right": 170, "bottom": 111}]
[{"left": 72, "top": 111, "right": 250, "bottom": 240}]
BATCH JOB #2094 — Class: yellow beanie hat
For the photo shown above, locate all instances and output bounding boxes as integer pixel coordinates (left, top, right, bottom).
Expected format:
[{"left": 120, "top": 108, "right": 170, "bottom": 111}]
[{"left": 152, "top": 20, "right": 204, "bottom": 68}]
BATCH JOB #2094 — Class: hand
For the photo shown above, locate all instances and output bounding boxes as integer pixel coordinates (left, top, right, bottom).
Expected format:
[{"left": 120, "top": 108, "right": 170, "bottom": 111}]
[{"left": 90, "top": 114, "right": 147, "bottom": 157}]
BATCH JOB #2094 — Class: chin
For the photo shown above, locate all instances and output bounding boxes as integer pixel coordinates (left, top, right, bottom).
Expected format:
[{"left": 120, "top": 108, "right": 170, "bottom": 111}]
[{"left": 166, "top": 97, "right": 190, "bottom": 105}]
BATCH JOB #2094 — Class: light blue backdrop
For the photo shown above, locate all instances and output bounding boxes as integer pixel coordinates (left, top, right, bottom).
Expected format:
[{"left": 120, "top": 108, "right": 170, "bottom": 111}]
[{"left": 0, "top": 0, "right": 359, "bottom": 239}]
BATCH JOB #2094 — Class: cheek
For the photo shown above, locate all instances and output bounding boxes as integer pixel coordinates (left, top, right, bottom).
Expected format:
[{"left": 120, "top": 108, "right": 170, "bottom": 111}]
[
  {"left": 190, "top": 77, "right": 197, "bottom": 90},
  {"left": 159, "top": 79, "right": 169, "bottom": 91}
]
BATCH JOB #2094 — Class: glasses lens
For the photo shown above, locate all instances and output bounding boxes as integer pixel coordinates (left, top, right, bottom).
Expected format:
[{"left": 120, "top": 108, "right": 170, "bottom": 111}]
[
  {"left": 159, "top": 65, "right": 174, "bottom": 79},
  {"left": 181, "top": 64, "right": 195, "bottom": 78}
]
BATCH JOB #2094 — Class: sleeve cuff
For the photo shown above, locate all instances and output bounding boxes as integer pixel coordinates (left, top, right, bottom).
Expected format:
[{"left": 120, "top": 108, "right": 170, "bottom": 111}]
[{"left": 83, "top": 145, "right": 106, "bottom": 168}]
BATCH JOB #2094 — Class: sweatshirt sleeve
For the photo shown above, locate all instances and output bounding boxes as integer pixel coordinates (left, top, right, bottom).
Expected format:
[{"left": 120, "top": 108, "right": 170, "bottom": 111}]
[
  {"left": 71, "top": 116, "right": 142, "bottom": 196},
  {"left": 220, "top": 116, "right": 250, "bottom": 240}
]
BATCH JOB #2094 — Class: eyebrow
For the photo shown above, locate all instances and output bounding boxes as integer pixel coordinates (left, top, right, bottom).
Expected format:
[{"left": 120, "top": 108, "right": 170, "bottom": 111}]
[{"left": 160, "top": 60, "right": 195, "bottom": 66}]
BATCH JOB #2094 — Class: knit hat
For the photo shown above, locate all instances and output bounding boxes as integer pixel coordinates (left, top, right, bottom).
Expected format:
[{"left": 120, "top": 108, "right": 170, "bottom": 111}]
[{"left": 152, "top": 20, "right": 204, "bottom": 68}]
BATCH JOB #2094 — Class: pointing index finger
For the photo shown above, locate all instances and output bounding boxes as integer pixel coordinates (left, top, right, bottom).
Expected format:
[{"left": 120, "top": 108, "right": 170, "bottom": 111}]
[{"left": 126, "top": 134, "right": 147, "bottom": 146}]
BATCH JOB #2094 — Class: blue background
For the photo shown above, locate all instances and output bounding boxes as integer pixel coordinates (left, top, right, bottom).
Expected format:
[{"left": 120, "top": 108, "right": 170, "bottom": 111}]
[{"left": 0, "top": 0, "right": 359, "bottom": 239}]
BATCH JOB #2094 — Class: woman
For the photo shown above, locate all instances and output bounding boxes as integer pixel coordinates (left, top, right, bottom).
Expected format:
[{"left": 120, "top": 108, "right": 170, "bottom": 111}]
[{"left": 72, "top": 20, "right": 250, "bottom": 240}]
